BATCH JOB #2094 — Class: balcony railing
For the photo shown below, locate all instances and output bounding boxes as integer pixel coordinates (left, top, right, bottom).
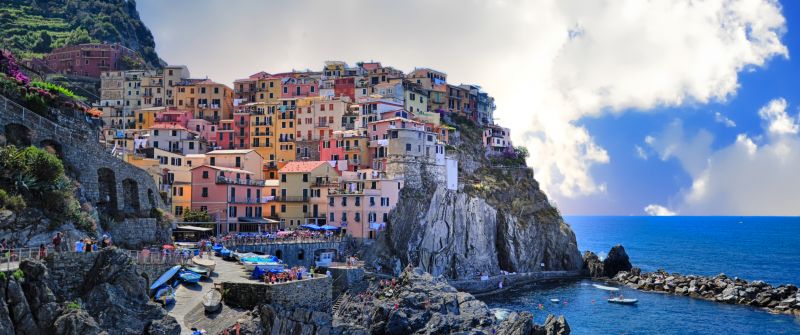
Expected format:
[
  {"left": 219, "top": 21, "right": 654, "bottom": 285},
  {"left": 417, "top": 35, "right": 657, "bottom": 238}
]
[
  {"left": 216, "top": 176, "right": 266, "bottom": 186},
  {"left": 274, "top": 196, "right": 308, "bottom": 202},
  {"left": 228, "top": 197, "right": 274, "bottom": 204}
]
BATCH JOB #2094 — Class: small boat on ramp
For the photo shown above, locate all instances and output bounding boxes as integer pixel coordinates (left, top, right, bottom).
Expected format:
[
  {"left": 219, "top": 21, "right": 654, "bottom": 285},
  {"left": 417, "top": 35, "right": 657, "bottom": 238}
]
[{"left": 203, "top": 289, "right": 222, "bottom": 313}]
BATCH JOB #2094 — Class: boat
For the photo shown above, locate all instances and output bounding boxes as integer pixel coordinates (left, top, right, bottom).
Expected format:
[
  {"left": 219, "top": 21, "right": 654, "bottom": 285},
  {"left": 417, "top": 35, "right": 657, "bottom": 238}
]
[
  {"left": 212, "top": 244, "right": 224, "bottom": 255},
  {"left": 220, "top": 248, "right": 232, "bottom": 260},
  {"left": 178, "top": 270, "right": 201, "bottom": 284},
  {"left": 315, "top": 251, "right": 335, "bottom": 267},
  {"left": 607, "top": 297, "right": 638, "bottom": 305},
  {"left": 185, "top": 265, "right": 211, "bottom": 278},
  {"left": 240, "top": 255, "right": 284, "bottom": 272},
  {"left": 550, "top": 298, "right": 560, "bottom": 303},
  {"left": 149, "top": 265, "right": 181, "bottom": 294},
  {"left": 192, "top": 256, "right": 216, "bottom": 272},
  {"left": 592, "top": 284, "right": 621, "bottom": 292},
  {"left": 154, "top": 285, "right": 176, "bottom": 305},
  {"left": 233, "top": 251, "right": 259, "bottom": 262},
  {"left": 203, "top": 289, "right": 222, "bottom": 313}
]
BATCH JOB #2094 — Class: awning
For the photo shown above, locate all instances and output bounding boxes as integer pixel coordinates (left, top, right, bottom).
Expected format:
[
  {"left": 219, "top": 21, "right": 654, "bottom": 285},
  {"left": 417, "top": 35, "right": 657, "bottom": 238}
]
[
  {"left": 175, "top": 225, "right": 214, "bottom": 232},
  {"left": 238, "top": 217, "right": 280, "bottom": 224},
  {"left": 300, "top": 224, "right": 321, "bottom": 230},
  {"left": 319, "top": 225, "right": 340, "bottom": 231}
]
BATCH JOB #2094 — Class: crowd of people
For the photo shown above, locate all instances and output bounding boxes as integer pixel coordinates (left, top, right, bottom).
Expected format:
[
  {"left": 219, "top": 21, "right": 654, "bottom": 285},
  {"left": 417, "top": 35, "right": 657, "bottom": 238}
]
[{"left": 218, "top": 230, "right": 341, "bottom": 247}]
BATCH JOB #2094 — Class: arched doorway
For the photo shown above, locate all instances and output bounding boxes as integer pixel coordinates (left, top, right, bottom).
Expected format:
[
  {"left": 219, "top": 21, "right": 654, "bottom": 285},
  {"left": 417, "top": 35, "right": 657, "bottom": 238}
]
[
  {"left": 97, "top": 168, "right": 118, "bottom": 215},
  {"left": 122, "top": 179, "right": 141, "bottom": 214},
  {"left": 4, "top": 123, "right": 32, "bottom": 147},
  {"left": 39, "top": 139, "right": 64, "bottom": 159},
  {"left": 275, "top": 249, "right": 282, "bottom": 260}
]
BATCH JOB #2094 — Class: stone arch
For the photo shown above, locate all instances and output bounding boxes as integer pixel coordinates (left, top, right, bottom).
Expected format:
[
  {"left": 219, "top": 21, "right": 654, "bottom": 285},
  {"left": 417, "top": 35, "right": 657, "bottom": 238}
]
[
  {"left": 97, "top": 168, "right": 118, "bottom": 215},
  {"left": 39, "top": 139, "right": 64, "bottom": 159},
  {"left": 275, "top": 249, "right": 282, "bottom": 260},
  {"left": 122, "top": 178, "right": 141, "bottom": 214},
  {"left": 4, "top": 123, "right": 33, "bottom": 147},
  {"left": 297, "top": 249, "right": 305, "bottom": 261}
]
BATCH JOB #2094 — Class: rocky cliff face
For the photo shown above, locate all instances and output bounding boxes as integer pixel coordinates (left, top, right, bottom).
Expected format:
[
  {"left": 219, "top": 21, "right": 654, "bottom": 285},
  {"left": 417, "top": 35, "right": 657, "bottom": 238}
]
[
  {"left": 367, "top": 117, "right": 582, "bottom": 280},
  {"left": 0, "top": 248, "right": 179, "bottom": 335}
]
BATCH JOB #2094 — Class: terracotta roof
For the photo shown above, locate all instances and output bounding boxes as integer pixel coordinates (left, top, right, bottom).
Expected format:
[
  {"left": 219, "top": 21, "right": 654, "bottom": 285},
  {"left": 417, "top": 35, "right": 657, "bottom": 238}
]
[
  {"left": 150, "top": 123, "right": 189, "bottom": 130},
  {"left": 279, "top": 161, "right": 329, "bottom": 173},
  {"left": 207, "top": 149, "right": 254, "bottom": 155}
]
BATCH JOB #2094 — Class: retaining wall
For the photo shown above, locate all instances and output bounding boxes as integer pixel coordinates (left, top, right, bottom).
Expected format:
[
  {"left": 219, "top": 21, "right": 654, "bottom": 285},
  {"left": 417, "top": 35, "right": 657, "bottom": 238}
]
[
  {"left": 228, "top": 241, "right": 343, "bottom": 267},
  {"left": 222, "top": 276, "right": 332, "bottom": 311}
]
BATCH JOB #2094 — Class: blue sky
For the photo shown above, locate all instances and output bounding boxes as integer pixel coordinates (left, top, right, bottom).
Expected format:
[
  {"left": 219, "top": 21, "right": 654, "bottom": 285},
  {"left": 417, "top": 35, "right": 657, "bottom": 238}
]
[{"left": 138, "top": 0, "right": 800, "bottom": 216}]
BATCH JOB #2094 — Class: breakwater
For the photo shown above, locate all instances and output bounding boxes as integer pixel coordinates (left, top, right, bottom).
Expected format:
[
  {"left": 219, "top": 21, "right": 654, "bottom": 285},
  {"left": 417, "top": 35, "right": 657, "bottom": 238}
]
[{"left": 611, "top": 268, "right": 800, "bottom": 316}]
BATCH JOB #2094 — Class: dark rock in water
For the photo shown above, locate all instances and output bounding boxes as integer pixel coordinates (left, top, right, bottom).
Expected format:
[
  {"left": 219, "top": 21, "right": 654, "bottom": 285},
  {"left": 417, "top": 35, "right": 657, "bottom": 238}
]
[
  {"left": 582, "top": 251, "right": 604, "bottom": 278},
  {"left": 603, "top": 245, "right": 632, "bottom": 278},
  {"left": 53, "top": 309, "right": 103, "bottom": 335},
  {"left": 542, "top": 315, "right": 570, "bottom": 335}
]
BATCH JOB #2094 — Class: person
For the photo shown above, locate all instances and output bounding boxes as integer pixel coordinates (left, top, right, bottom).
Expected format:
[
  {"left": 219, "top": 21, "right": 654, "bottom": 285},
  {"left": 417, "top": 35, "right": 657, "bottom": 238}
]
[
  {"left": 38, "top": 243, "right": 46, "bottom": 259},
  {"left": 100, "top": 235, "right": 109, "bottom": 248},
  {"left": 52, "top": 232, "right": 62, "bottom": 252},
  {"left": 499, "top": 279, "right": 504, "bottom": 289}
]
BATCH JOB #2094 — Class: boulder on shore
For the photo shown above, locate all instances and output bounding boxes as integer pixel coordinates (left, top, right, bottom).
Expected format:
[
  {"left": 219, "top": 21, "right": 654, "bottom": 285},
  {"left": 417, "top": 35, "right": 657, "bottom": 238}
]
[{"left": 582, "top": 251, "right": 604, "bottom": 278}]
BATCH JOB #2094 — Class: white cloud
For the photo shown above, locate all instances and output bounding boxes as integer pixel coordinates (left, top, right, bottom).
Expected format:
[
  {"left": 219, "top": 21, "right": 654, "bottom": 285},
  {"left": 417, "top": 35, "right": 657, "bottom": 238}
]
[
  {"left": 714, "top": 112, "right": 737, "bottom": 127},
  {"left": 635, "top": 145, "right": 648, "bottom": 160},
  {"left": 644, "top": 204, "right": 677, "bottom": 216},
  {"left": 758, "top": 98, "right": 798, "bottom": 135},
  {"left": 138, "top": 0, "right": 788, "bottom": 203},
  {"left": 648, "top": 99, "right": 800, "bottom": 215}
]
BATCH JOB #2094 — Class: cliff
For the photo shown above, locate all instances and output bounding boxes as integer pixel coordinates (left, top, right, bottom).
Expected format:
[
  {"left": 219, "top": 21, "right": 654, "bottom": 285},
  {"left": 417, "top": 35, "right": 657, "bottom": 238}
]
[
  {"left": 367, "top": 116, "right": 582, "bottom": 280},
  {"left": 0, "top": 248, "right": 179, "bottom": 334}
]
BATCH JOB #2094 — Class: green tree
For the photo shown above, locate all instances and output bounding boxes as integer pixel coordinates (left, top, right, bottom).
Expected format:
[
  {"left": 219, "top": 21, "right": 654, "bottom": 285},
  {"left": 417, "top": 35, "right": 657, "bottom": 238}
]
[
  {"left": 33, "top": 31, "right": 52, "bottom": 53},
  {"left": 183, "top": 209, "right": 212, "bottom": 222},
  {"left": 63, "top": 27, "right": 94, "bottom": 46}
]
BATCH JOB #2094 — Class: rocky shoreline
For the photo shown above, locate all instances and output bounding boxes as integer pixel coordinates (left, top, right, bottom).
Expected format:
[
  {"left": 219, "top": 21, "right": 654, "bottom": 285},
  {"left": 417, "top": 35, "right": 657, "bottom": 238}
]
[
  {"left": 583, "top": 244, "right": 800, "bottom": 318},
  {"left": 611, "top": 269, "right": 800, "bottom": 317}
]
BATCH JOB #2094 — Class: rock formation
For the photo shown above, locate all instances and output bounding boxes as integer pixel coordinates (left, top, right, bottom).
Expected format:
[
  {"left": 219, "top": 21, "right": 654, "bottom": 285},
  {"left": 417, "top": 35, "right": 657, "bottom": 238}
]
[
  {"left": 223, "top": 267, "right": 569, "bottom": 335},
  {"left": 0, "top": 248, "right": 179, "bottom": 334},
  {"left": 602, "top": 245, "right": 632, "bottom": 278},
  {"left": 367, "top": 117, "right": 582, "bottom": 280}
]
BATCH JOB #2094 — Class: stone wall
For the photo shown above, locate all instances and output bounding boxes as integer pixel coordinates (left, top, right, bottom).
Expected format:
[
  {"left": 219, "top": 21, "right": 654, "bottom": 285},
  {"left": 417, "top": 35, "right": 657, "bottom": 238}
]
[
  {"left": 45, "top": 252, "right": 99, "bottom": 301},
  {"left": 222, "top": 276, "right": 332, "bottom": 311},
  {"left": 230, "top": 241, "right": 343, "bottom": 268},
  {"left": 106, "top": 218, "right": 171, "bottom": 249},
  {"left": 328, "top": 266, "right": 365, "bottom": 298},
  {"left": 0, "top": 96, "right": 167, "bottom": 217},
  {"left": 448, "top": 270, "right": 583, "bottom": 295}
]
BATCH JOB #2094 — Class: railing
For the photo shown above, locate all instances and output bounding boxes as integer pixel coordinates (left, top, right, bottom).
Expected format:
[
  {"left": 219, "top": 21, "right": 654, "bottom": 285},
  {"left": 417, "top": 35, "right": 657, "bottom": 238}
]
[
  {"left": 228, "top": 197, "right": 274, "bottom": 204},
  {"left": 0, "top": 94, "right": 90, "bottom": 141},
  {"left": 0, "top": 243, "right": 183, "bottom": 271},
  {"left": 273, "top": 196, "right": 308, "bottom": 202},
  {"left": 216, "top": 175, "right": 266, "bottom": 186},
  {"left": 221, "top": 234, "right": 344, "bottom": 247}
]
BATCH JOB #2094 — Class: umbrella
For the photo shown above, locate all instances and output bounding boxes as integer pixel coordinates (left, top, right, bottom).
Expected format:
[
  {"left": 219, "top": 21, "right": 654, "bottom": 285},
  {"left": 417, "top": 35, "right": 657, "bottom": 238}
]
[
  {"left": 162, "top": 244, "right": 175, "bottom": 250},
  {"left": 319, "top": 225, "right": 340, "bottom": 231},
  {"left": 300, "top": 224, "right": 320, "bottom": 230}
]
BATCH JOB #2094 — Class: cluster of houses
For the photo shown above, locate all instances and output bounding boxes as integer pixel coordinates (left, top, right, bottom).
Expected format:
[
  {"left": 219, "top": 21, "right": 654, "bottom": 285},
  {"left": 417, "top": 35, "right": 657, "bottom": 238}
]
[{"left": 94, "top": 60, "right": 514, "bottom": 239}]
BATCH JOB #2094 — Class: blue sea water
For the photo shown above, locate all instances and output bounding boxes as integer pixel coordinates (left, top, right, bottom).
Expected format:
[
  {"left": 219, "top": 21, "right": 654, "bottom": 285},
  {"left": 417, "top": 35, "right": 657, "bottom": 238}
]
[{"left": 482, "top": 216, "right": 800, "bottom": 334}]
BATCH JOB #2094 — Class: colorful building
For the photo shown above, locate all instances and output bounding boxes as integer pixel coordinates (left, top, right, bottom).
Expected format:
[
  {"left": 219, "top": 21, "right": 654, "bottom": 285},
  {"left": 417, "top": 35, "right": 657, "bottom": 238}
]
[
  {"left": 43, "top": 43, "right": 141, "bottom": 77},
  {"left": 277, "top": 161, "right": 340, "bottom": 229},
  {"left": 327, "top": 170, "right": 403, "bottom": 238}
]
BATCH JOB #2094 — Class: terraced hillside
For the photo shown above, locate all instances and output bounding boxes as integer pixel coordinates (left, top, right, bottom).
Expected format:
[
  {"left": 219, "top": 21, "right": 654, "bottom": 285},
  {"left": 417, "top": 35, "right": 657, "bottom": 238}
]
[{"left": 0, "top": 0, "right": 160, "bottom": 66}]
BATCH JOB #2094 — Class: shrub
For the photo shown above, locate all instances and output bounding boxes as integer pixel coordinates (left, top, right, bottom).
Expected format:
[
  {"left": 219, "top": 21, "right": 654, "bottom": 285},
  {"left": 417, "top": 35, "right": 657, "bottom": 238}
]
[
  {"left": 66, "top": 300, "right": 81, "bottom": 310},
  {"left": 0, "top": 189, "right": 26, "bottom": 211},
  {"left": 183, "top": 209, "right": 212, "bottom": 222},
  {"left": 30, "top": 81, "right": 86, "bottom": 102},
  {"left": 0, "top": 272, "right": 6, "bottom": 282},
  {"left": 12, "top": 269, "right": 24, "bottom": 281}
]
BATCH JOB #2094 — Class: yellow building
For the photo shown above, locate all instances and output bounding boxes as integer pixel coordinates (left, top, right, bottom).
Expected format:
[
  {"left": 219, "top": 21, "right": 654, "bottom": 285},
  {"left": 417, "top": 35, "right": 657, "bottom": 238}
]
[
  {"left": 245, "top": 102, "right": 277, "bottom": 165},
  {"left": 275, "top": 102, "right": 296, "bottom": 164},
  {"left": 175, "top": 79, "right": 234, "bottom": 122},
  {"left": 277, "top": 161, "right": 340, "bottom": 228},
  {"left": 171, "top": 182, "right": 192, "bottom": 217},
  {"left": 135, "top": 106, "right": 164, "bottom": 130},
  {"left": 255, "top": 77, "right": 282, "bottom": 104}
]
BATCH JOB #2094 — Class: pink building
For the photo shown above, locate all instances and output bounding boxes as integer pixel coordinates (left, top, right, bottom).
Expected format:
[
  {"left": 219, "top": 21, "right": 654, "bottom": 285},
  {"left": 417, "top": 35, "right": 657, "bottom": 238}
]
[
  {"left": 218, "top": 119, "right": 235, "bottom": 150},
  {"left": 281, "top": 77, "right": 319, "bottom": 99},
  {"left": 326, "top": 170, "right": 403, "bottom": 239},
  {"left": 190, "top": 165, "right": 271, "bottom": 233},
  {"left": 42, "top": 43, "right": 141, "bottom": 77},
  {"left": 154, "top": 108, "right": 193, "bottom": 128},
  {"left": 483, "top": 125, "right": 513, "bottom": 155},
  {"left": 319, "top": 139, "right": 345, "bottom": 162},
  {"left": 187, "top": 119, "right": 219, "bottom": 149},
  {"left": 334, "top": 77, "right": 355, "bottom": 101}
]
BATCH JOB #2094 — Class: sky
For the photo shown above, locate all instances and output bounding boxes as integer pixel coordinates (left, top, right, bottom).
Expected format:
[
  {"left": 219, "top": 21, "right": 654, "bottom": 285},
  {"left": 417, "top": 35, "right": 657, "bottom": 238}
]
[{"left": 138, "top": 0, "right": 800, "bottom": 216}]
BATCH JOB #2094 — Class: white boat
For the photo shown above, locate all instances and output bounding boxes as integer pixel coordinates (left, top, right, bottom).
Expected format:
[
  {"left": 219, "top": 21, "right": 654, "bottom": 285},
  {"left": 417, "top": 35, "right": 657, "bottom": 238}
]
[
  {"left": 592, "top": 283, "right": 621, "bottom": 292},
  {"left": 202, "top": 289, "right": 222, "bottom": 313},
  {"left": 607, "top": 298, "right": 638, "bottom": 305},
  {"left": 315, "top": 251, "right": 335, "bottom": 267},
  {"left": 233, "top": 251, "right": 258, "bottom": 262},
  {"left": 192, "top": 256, "right": 216, "bottom": 272},
  {"left": 550, "top": 298, "right": 560, "bottom": 303},
  {"left": 240, "top": 256, "right": 284, "bottom": 272}
]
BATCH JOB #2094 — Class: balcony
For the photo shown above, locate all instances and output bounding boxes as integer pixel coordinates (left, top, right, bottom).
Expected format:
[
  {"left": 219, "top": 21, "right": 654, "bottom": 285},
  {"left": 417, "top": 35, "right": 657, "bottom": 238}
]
[
  {"left": 312, "top": 180, "right": 339, "bottom": 187},
  {"left": 228, "top": 197, "right": 273, "bottom": 204},
  {"left": 216, "top": 176, "right": 266, "bottom": 186},
  {"left": 274, "top": 196, "right": 308, "bottom": 202},
  {"left": 316, "top": 123, "right": 330, "bottom": 128}
]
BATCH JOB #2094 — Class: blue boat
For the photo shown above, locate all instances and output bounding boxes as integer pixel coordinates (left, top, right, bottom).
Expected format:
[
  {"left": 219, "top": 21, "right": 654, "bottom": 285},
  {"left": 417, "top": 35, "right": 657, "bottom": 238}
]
[
  {"left": 178, "top": 270, "right": 201, "bottom": 284},
  {"left": 220, "top": 248, "right": 232, "bottom": 259},
  {"left": 154, "top": 284, "right": 176, "bottom": 305},
  {"left": 149, "top": 265, "right": 181, "bottom": 293},
  {"left": 212, "top": 244, "right": 223, "bottom": 255}
]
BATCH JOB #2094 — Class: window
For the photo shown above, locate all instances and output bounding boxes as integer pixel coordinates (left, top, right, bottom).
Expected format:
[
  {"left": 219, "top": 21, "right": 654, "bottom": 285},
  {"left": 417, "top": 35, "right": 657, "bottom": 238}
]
[
  {"left": 355, "top": 197, "right": 360, "bottom": 206},
  {"left": 341, "top": 212, "right": 347, "bottom": 222},
  {"left": 329, "top": 197, "right": 334, "bottom": 206},
  {"left": 406, "top": 143, "right": 411, "bottom": 151},
  {"left": 370, "top": 197, "right": 375, "bottom": 206},
  {"left": 235, "top": 157, "right": 241, "bottom": 167},
  {"left": 201, "top": 187, "right": 208, "bottom": 197},
  {"left": 189, "top": 142, "right": 194, "bottom": 150},
  {"left": 302, "top": 204, "right": 308, "bottom": 213},
  {"left": 330, "top": 212, "right": 335, "bottom": 222},
  {"left": 341, "top": 197, "right": 347, "bottom": 206},
  {"left": 229, "top": 206, "right": 236, "bottom": 217},
  {"left": 175, "top": 206, "right": 183, "bottom": 216},
  {"left": 210, "top": 157, "right": 216, "bottom": 166},
  {"left": 280, "top": 204, "right": 286, "bottom": 213},
  {"left": 355, "top": 213, "right": 361, "bottom": 222},
  {"left": 302, "top": 174, "right": 308, "bottom": 182},
  {"left": 281, "top": 174, "right": 286, "bottom": 182},
  {"left": 202, "top": 171, "right": 209, "bottom": 179}
]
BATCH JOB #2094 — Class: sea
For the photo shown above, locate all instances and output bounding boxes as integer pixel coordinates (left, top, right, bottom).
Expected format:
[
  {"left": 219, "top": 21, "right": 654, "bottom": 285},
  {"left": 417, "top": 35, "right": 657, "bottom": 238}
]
[{"left": 482, "top": 216, "right": 800, "bottom": 334}]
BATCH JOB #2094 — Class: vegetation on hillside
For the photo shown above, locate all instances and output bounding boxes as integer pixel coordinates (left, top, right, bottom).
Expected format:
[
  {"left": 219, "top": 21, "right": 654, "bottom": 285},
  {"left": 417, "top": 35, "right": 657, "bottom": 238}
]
[
  {"left": 0, "top": 145, "right": 95, "bottom": 231},
  {"left": 0, "top": 0, "right": 160, "bottom": 66}
]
